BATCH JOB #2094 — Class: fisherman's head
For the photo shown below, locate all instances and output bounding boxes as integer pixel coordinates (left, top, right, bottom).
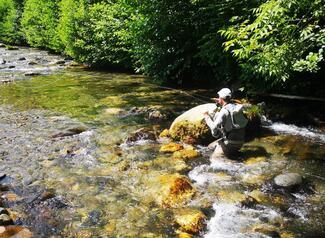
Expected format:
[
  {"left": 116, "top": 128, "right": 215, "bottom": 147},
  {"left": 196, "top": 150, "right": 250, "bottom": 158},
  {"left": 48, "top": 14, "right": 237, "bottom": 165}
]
[{"left": 217, "top": 88, "right": 231, "bottom": 105}]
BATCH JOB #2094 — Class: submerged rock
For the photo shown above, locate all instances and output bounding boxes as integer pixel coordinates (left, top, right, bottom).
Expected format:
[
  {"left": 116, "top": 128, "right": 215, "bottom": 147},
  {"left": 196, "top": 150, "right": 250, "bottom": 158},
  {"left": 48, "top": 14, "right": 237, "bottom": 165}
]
[
  {"left": 172, "top": 148, "right": 200, "bottom": 161},
  {"left": 125, "top": 127, "right": 158, "bottom": 143},
  {"left": 174, "top": 208, "right": 206, "bottom": 233},
  {"left": 274, "top": 173, "right": 303, "bottom": 188},
  {"left": 250, "top": 223, "right": 280, "bottom": 238},
  {"left": 154, "top": 174, "right": 196, "bottom": 208},
  {"left": 160, "top": 143, "right": 184, "bottom": 153},
  {"left": 0, "top": 225, "right": 33, "bottom": 238}
]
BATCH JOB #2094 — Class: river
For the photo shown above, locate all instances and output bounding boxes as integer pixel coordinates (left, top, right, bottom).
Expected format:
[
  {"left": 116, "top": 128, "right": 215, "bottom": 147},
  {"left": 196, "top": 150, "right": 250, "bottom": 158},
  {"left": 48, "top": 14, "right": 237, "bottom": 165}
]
[{"left": 0, "top": 46, "right": 324, "bottom": 237}]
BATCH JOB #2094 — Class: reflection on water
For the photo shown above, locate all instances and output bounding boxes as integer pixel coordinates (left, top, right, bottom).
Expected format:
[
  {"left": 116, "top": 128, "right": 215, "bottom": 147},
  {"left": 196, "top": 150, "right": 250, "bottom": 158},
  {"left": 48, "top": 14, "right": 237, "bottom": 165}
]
[{"left": 0, "top": 48, "right": 324, "bottom": 237}]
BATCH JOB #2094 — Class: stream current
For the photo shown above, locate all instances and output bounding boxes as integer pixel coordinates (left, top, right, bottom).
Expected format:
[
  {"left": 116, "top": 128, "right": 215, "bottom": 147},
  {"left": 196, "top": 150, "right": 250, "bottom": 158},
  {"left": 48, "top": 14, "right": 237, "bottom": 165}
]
[{"left": 0, "top": 46, "right": 324, "bottom": 237}]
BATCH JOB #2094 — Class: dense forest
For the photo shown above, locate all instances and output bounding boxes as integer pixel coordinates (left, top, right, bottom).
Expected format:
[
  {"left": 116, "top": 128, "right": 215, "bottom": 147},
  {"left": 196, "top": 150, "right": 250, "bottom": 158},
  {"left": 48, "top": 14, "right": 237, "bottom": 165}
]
[{"left": 0, "top": 0, "right": 324, "bottom": 94}]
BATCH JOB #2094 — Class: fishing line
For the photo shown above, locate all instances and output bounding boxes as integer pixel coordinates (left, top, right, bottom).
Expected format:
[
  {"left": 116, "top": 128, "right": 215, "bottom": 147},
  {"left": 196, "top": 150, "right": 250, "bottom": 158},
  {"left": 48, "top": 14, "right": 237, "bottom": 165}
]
[{"left": 140, "top": 81, "right": 212, "bottom": 104}]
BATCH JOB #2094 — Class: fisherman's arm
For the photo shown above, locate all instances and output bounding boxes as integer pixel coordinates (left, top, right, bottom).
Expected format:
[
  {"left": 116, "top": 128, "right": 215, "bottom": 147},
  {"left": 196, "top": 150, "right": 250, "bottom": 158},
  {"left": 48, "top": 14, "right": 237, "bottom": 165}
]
[{"left": 204, "top": 110, "right": 226, "bottom": 131}]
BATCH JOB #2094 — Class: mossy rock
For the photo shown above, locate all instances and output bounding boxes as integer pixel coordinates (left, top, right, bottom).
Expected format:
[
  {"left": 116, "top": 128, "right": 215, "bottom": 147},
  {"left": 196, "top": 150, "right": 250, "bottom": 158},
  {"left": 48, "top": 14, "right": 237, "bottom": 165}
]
[
  {"left": 169, "top": 103, "right": 217, "bottom": 145},
  {"left": 154, "top": 174, "right": 196, "bottom": 208},
  {"left": 169, "top": 120, "right": 214, "bottom": 145},
  {"left": 173, "top": 148, "right": 200, "bottom": 161},
  {"left": 160, "top": 143, "right": 184, "bottom": 153},
  {"left": 174, "top": 208, "right": 206, "bottom": 233},
  {"left": 244, "top": 156, "right": 267, "bottom": 165}
]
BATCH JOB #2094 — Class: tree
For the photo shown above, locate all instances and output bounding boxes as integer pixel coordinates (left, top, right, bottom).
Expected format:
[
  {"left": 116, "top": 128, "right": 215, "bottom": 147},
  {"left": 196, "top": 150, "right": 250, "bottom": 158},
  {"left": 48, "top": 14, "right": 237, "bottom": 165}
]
[
  {"left": 21, "top": 0, "right": 62, "bottom": 51},
  {"left": 0, "top": 0, "right": 22, "bottom": 44},
  {"left": 220, "top": 0, "right": 325, "bottom": 85}
]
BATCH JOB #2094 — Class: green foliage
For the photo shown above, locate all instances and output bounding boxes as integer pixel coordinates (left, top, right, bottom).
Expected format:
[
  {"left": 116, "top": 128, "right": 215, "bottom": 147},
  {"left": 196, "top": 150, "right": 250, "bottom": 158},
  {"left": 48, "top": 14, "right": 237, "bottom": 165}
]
[
  {"left": 21, "top": 0, "right": 62, "bottom": 51},
  {"left": 220, "top": 0, "right": 325, "bottom": 84},
  {"left": 69, "top": 1, "right": 133, "bottom": 68},
  {"left": 1, "top": 0, "right": 323, "bottom": 93},
  {"left": 0, "top": 0, "right": 23, "bottom": 44}
]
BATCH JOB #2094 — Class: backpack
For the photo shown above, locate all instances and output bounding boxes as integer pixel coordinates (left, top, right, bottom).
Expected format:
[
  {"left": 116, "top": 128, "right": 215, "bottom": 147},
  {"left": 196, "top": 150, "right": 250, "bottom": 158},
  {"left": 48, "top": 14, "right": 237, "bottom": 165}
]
[{"left": 224, "top": 104, "right": 248, "bottom": 130}]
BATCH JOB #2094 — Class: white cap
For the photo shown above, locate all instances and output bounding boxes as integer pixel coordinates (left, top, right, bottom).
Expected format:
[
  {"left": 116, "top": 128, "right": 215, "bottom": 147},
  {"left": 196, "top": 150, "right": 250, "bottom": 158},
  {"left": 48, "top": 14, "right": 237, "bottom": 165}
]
[{"left": 217, "top": 88, "right": 232, "bottom": 99}]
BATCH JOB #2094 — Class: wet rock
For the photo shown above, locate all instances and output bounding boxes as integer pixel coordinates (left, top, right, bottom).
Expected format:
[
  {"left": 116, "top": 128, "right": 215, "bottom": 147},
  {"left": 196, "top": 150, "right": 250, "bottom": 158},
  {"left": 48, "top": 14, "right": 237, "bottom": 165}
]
[
  {"left": 241, "top": 174, "right": 268, "bottom": 186},
  {"left": 18, "top": 57, "right": 26, "bottom": 61},
  {"left": 55, "top": 60, "right": 66, "bottom": 65},
  {"left": 0, "top": 184, "right": 9, "bottom": 192},
  {"left": 0, "top": 208, "right": 9, "bottom": 215},
  {"left": 24, "top": 72, "right": 41, "bottom": 76},
  {"left": 8, "top": 65, "right": 15, "bottom": 69},
  {"left": 244, "top": 156, "right": 267, "bottom": 165},
  {"left": 160, "top": 143, "right": 184, "bottom": 153},
  {"left": 217, "top": 190, "right": 246, "bottom": 204},
  {"left": 0, "top": 225, "right": 33, "bottom": 238},
  {"left": 0, "top": 214, "right": 14, "bottom": 226},
  {"left": 148, "top": 110, "right": 165, "bottom": 121},
  {"left": 154, "top": 174, "right": 196, "bottom": 208},
  {"left": 28, "top": 61, "right": 37, "bottom": 65},
  {"left": 172, "top": 148, "right": 200, "bottom": 161},
  {"left": 51, "top": 125, "right": 88, "bottom": 138},
  {"left": 250, "top": 224, "right": 280, "bottom": 238},
  {"left": 2, "top": 193, "right": 21, "bottom": 202},
  {"left": 248, "top": 190, "right": 268, "bottom": 204},
  {"left": 40, "top": 191, "right": 56, "bottom": 201},
  {"left": 176, "top": 230, "right": 195, "bottom": 238},
  {"left": 174, "top": 208, "right": 206, "bottom": 233},
  {"left": 274, "top": 173, "right": 303, "bottom": 188},
  {"left": 159, "top": 129, "right": 170, "bottom": 138},
  {"left": 0, "top": 43, "right": 5, "bottom": 47},
  {"left": 0, "top": 59, "right": 6, "bottom": 64},
  {"left": 125, "top": 127, "right": 158, "bottom": 143},
  {"left": 240, "top": 196, "right": 258, "bottom": 208}
]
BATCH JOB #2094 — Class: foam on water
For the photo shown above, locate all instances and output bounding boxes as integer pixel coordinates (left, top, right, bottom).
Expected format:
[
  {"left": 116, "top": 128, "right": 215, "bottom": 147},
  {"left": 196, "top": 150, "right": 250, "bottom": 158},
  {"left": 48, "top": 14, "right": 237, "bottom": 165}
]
[
  {"left": 267, "top": 122, "right": 325, "bottom": 144},
  {"left": 205, "top": 203, "right": 281, "bottom": 238}
]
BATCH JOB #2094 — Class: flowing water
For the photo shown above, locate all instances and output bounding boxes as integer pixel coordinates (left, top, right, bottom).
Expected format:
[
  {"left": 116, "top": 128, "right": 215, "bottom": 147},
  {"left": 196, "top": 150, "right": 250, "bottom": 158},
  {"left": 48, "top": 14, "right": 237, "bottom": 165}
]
[{"left": 0, "top": 46, "right": 324, "bottom": 238}]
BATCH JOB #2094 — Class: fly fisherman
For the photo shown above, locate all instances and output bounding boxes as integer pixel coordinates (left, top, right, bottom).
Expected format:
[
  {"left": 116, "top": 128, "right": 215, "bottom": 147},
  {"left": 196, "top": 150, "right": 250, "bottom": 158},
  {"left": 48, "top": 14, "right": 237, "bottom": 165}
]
[{"left": 203, "top": 88, "right": 248, "bottom": 159}]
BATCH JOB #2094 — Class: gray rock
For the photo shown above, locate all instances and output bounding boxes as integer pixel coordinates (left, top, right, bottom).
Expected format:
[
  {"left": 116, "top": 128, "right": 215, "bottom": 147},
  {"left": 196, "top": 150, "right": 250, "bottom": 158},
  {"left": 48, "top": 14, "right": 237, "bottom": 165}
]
[
  {"left": 170, "top": 103, "right": 217, "bottom": 130},
  {"left": 274, "top": 173, "right": 302, "bottom": 188}
]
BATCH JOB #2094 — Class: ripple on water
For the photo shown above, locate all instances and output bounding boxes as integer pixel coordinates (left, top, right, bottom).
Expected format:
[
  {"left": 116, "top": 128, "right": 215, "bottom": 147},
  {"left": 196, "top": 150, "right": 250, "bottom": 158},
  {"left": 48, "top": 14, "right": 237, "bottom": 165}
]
[{"left": 267, "top": 122, "right": 325, "bottom": 144}]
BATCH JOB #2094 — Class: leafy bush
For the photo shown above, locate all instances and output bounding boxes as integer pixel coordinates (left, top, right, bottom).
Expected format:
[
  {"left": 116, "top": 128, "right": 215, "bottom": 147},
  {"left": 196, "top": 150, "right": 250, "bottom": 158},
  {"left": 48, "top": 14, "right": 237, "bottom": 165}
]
[
  {"left": 0, "top": 0, "right": 23, "bottom": 44},
  {"left": 21, "top": 0, "right": 62, "bottom": 51},
  {"left": 220, "top": 0, "right": 325, "bottom": 84}
]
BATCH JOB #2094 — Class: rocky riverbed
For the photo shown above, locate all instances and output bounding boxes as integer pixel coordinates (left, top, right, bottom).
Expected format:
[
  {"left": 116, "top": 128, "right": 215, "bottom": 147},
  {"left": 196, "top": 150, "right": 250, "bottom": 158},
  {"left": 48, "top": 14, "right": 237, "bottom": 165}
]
[{"left": 0, "top": 45, "right": 324, "bottom": 237}]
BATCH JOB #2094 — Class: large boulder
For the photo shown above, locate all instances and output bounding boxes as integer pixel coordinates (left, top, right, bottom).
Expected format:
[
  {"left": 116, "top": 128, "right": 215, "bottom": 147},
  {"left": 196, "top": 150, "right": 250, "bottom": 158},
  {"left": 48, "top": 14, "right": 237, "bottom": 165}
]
[{"left": 169, "top": 103, "right": 217, "bottom": 144}]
